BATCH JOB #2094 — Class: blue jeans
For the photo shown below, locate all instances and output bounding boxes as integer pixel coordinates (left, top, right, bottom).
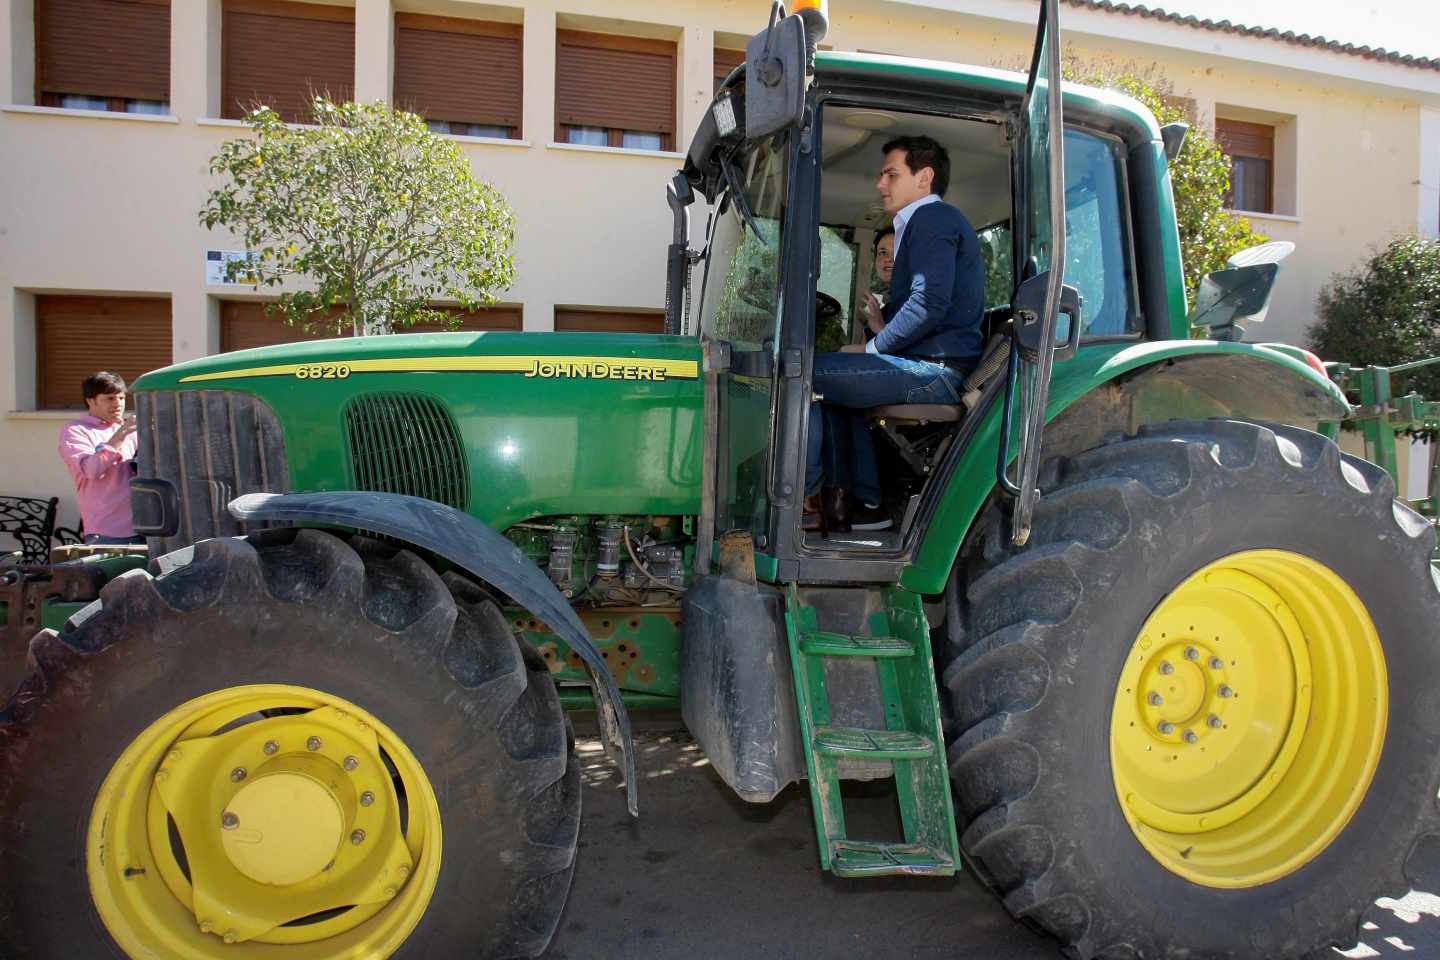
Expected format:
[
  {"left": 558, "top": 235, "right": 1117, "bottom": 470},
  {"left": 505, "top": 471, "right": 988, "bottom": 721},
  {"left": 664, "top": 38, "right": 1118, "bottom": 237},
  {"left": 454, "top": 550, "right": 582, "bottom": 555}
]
[
  {"left": 805, "top": 352, "right": 972, "bottom": 497},
  {"left": 84, "top": 534, "right": 145, "bottom": 546}
]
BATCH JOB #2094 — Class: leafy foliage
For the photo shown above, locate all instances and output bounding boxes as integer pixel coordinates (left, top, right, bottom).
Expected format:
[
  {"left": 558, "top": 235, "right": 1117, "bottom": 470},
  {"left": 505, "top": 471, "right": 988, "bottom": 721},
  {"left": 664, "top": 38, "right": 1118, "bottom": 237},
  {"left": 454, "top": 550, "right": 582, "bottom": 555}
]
[
  {"left": 1064, "top": 61, "right": 1267, "bottom": 306},
  {"left": 1308, "top": 236, "right": 1440, "bottom": 398},
  {"left": 200, "top": 98, "right": 516, "bottom": 336}
]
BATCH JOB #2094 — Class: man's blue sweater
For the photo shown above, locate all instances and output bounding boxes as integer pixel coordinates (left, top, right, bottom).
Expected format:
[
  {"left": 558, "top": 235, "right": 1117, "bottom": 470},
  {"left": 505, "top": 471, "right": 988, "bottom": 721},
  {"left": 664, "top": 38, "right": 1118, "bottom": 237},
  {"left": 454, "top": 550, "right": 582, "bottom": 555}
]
[{"left": 874, "top": 199, "right": 986, "bottom": 362}]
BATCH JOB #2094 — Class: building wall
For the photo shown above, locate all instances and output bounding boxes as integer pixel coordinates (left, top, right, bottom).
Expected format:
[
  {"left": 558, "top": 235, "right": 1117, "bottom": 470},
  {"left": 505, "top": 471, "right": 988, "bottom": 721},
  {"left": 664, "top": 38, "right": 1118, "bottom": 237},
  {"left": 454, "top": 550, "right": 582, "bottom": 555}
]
[{"left": 2, "top": 0, "right": 1438, "bottom": 534}]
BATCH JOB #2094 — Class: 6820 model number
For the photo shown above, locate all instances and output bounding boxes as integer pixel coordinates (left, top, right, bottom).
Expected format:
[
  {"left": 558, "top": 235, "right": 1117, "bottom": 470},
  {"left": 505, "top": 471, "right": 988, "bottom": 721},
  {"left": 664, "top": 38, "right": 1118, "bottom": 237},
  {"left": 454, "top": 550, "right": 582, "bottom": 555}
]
[{"left": 295, "top": 363, "right": 352, "bottom": 380}]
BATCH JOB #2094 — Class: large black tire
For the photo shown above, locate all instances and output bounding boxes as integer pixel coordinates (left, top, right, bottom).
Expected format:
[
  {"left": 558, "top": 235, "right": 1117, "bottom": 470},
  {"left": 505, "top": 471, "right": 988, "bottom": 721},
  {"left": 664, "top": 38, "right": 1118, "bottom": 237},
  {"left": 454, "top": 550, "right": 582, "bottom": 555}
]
[
  {"left": 0, "top": 529, "right": 579, "bottom": 958},
  {"left": 942, "top": 419, "right": 1440, "bottom": 959}
]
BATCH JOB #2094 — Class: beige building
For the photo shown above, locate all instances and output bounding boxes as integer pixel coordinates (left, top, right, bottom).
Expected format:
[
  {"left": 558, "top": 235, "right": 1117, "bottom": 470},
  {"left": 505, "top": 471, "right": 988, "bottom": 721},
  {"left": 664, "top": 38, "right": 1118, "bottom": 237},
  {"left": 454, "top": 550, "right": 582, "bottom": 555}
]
[{"left": 2, "top": 0, "right": 1439, "bottom": 536}]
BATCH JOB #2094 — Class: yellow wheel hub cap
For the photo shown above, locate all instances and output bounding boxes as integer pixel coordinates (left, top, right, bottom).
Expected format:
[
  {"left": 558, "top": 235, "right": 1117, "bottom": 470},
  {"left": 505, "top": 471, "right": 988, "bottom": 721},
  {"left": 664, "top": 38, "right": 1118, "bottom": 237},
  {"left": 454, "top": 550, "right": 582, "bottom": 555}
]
[
  {"left": 87, "top": 685, "right": 442, "bottom": 958},
  {"left": 1111, "top": 549, "right": 1387, "bottom": 888},
  {"left": 220, "top": 771, "right": 344, "bottom": 886}
]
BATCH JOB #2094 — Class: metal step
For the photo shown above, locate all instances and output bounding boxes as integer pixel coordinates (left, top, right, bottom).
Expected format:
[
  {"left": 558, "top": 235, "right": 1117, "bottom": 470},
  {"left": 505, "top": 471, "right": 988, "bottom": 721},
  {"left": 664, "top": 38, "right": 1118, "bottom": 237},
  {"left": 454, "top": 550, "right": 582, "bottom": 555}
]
[
  {"left": 830, "top": 840, "right": 956, "bottom": 878},
  {"left": 814, "top": 726, "right": 936, "bottom": 760},
  {"left": 798, "top": 631, "right": 913, "bottom": 658}
]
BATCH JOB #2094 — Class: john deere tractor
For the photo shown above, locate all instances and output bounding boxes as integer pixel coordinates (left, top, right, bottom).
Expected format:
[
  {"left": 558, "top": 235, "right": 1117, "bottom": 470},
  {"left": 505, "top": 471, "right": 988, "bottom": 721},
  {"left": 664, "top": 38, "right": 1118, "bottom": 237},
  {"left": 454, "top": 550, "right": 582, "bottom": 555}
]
[{"left": 4, "top": 2, "right": 1439, "bottom": 958}]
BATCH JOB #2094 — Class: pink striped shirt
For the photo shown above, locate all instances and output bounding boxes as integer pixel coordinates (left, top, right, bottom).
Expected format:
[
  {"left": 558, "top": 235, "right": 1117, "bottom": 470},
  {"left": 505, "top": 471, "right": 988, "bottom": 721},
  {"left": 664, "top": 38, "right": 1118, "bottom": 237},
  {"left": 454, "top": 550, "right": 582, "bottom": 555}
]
[{"left": 58, "top": 415, "right": 138, "bottom": 537}]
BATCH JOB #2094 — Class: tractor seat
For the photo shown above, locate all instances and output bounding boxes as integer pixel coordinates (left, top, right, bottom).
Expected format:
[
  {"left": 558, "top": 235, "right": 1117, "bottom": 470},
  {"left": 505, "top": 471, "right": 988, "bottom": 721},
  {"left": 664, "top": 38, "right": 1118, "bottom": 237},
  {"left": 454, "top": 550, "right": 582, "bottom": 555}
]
[{"left": 867, "top": 404, "right": 963, "bottom": 424}]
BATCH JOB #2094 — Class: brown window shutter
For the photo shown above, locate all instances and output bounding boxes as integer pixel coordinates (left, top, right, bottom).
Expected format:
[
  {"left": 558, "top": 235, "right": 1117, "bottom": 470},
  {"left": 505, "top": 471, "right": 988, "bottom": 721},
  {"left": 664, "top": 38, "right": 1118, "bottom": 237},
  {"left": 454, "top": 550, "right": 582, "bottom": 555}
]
[
  {"left": 407, "top": 306, "right": 523, "bottom": 332},
  {"left": 219, "top": 301, "right": 332, "bottom": 352},
  {"left": 1215, "top": 118, "right": 1274, "bottom": 161},
  {"left": 394, "top": 15, "right": 522, "bottom": 135},
  {"left": 554, "top": 308, "right": 665, "bottom": 334},
  {"left": 222, "top": 0, "right": 354, "bottom": 122},
  {"left": 37, "top": 296, "right": 172, "bottom": 409},
  {"left": 713, "top": 47, "right": 744, "bottom": 95},
  {"left": 555, "top": 30, "right": 675, "bottom": 147},
  {"left": 35, "top": 0, "right": 170, "bottom": 103}
]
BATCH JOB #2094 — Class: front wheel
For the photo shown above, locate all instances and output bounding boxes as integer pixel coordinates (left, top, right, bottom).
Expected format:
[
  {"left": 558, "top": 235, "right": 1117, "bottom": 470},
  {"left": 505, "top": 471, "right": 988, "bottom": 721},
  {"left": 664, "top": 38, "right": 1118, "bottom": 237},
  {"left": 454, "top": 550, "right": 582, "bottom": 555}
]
[
  {"left": 944, "top": 419, "right": 1440, "bottom": 958},
  {"left": 0, "top": 530, "right": 579, "bottom": 959}
]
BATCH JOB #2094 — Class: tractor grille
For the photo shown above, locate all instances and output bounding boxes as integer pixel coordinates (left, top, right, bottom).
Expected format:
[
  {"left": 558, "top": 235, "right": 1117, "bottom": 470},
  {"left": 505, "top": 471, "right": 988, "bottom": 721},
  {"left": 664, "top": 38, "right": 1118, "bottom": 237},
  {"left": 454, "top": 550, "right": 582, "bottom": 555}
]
[
  {"left": 344, "top": 393, "right": 469, "bottom": 510},
  {"left": 136, "top": 390, "right": 290, "bottom": 555}
]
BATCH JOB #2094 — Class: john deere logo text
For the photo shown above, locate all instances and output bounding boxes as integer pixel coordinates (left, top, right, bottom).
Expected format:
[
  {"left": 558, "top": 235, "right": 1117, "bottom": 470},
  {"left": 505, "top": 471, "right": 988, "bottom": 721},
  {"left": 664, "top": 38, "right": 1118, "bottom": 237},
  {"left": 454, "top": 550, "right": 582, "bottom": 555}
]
[{"left": 525, "top": 359, "right": 671, "bottom": 381}]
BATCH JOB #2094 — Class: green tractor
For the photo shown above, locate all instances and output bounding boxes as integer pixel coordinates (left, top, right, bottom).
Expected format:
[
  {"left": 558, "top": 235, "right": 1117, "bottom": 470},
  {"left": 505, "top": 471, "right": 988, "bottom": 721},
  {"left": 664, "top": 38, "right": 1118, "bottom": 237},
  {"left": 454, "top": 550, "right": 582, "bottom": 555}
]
[{"left": 4, "top": 2, "right": 1439, "bottom": 957}]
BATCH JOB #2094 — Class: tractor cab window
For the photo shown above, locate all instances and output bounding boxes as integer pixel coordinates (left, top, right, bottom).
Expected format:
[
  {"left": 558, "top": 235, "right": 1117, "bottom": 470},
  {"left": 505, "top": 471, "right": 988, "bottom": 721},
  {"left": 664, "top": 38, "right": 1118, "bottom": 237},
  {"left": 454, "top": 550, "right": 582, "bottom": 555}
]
[
  {"left": 699, "top": 132, "right": 790, "bottom": 345},
  {"left": 1062, "top": 129, "right": 1139, "bottom": 337},
  {"left": 978, "top": 222, "right": 1015, "bottom": 311}
]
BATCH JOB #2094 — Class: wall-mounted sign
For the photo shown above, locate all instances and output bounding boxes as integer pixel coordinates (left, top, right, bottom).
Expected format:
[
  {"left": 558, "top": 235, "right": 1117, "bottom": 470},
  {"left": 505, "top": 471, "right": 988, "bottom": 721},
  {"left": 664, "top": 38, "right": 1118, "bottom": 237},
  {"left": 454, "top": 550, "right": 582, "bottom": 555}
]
[{"left": 206, "top": 250, "right": 260, "bottom": 285}]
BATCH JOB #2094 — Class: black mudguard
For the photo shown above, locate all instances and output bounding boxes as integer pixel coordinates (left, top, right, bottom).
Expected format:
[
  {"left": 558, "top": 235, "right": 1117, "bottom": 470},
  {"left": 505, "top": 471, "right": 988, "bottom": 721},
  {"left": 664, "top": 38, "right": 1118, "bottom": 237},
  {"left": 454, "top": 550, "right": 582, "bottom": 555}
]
[{"left": 229, "top": 490, "right": 638, "bottom": 815}]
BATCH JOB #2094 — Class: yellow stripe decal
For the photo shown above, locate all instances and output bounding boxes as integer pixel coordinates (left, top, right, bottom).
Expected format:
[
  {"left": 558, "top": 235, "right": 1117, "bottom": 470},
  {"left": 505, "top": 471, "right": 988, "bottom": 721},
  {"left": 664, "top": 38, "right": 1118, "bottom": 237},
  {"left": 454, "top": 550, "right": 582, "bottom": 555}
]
[{"left": 178, "top": 355, "right": 701, "bottom": 384}]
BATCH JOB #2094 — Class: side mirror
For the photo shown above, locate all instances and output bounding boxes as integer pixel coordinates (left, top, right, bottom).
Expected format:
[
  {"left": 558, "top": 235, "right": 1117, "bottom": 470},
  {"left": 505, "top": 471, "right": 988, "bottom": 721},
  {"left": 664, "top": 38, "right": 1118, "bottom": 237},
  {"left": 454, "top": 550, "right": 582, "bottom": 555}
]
[
  {"left": 744, "top": 13, "right": 807, "bottom": 138},
  {"left": 1160, "top": 122, "right": 1188, "bottom": 161},
  {"left": 1190, "top": 262, "right": 1281, "bottom": 335}
]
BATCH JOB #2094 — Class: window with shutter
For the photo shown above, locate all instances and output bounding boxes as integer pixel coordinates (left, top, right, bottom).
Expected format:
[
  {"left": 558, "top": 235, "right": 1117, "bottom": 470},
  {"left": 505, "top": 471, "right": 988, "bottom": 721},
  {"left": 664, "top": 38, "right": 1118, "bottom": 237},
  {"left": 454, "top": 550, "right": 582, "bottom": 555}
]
[
  {"left": 555, "top": 30, "right": 676, "bottom": 151},
  {"left": 221, "top": 0, "right": 354, "bottom": 123},
  {"left": 554, "top": 308, "right": 664, "bottom": 334},
  {"left": 1216, "top": 117, "right": 1275, "bottom": 214},
  {"left": 713, "top": 47, "right": 744, "bottom": 96},
  {"left": 34, "top": 0, "right": 170, "bottom": 113},
  {"left": 220, "top": 301, "right": 522, "bottom": 352},
  {"left": 395, "top": 14, "right": 522, "bottom": 140},
  {"left": 37, "top": 296, "right": 172, "bottom": 409}
]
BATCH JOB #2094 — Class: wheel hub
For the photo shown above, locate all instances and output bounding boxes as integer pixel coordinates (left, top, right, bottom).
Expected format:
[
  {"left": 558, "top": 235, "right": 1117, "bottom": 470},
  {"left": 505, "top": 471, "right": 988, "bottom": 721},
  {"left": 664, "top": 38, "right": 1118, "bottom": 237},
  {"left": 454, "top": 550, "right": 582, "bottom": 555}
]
[
  {"left": 1110, "top": 550, "right": 1386, "bottom": 888},
  {"left": 87, "top": 686, "right": 442, "bottom": 957},
  {"left": 220, "top": 769, "right": 345, "bottom": 886}
]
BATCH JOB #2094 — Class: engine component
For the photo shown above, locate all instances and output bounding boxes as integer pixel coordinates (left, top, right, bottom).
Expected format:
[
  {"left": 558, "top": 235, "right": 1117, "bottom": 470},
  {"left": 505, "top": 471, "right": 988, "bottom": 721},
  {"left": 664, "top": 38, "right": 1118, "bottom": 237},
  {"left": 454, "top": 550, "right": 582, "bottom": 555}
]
[{"left": 547, "top": 526, "right": 580, "bottom": 597}]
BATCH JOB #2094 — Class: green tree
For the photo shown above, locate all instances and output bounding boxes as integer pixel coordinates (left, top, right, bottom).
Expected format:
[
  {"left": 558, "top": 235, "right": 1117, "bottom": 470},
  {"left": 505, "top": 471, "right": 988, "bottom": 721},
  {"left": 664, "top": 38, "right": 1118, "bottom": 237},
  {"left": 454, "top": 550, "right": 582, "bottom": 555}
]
[
  {"left": 200, "top": 98, "right": 516, "bottom": 336},
  {"left": 1307, "top": 236, "right": 1440, "bottom": 398},
  {"left": 1064, "top": 60, "right": 1267, "bottom": 306}
]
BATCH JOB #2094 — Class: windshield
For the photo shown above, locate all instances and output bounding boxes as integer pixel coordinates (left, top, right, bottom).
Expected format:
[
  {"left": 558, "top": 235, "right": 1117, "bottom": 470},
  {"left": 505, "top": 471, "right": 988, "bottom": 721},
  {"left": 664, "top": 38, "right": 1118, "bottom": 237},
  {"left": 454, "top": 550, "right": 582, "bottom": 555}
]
[{"left": 699, "top": 131, "right": 790, "bottom": 343}]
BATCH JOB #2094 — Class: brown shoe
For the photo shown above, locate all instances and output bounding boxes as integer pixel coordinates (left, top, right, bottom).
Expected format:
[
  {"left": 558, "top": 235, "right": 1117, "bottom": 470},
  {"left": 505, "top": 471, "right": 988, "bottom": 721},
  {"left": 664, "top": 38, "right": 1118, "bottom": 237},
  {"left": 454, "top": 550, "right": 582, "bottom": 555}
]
[{"left": 802, "top": 493, "right": 826, "bottom": 532}]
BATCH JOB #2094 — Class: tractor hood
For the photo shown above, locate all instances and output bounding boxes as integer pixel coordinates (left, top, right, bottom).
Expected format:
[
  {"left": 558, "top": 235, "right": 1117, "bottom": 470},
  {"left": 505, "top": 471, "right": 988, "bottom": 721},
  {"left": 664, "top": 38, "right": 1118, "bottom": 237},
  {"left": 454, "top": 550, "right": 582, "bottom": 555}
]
[{"left": 132, "top": 331, "right": 705, "bottom": 534}]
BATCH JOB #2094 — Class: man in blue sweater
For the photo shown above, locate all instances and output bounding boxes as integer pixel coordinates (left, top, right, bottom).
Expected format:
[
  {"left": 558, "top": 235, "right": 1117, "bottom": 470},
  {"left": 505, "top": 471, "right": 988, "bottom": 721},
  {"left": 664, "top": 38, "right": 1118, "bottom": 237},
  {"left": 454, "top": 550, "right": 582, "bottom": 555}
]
[{"left": 805, "top": 135, "right": 986, "bottom": 531}]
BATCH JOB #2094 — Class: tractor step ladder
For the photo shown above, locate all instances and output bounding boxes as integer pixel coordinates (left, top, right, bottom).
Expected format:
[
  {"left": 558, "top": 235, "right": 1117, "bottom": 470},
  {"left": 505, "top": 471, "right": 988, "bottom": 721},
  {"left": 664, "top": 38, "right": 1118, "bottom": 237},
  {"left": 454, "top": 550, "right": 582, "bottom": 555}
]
[{"left": 784, "top": 584, "right": 960, "bottom": 878}]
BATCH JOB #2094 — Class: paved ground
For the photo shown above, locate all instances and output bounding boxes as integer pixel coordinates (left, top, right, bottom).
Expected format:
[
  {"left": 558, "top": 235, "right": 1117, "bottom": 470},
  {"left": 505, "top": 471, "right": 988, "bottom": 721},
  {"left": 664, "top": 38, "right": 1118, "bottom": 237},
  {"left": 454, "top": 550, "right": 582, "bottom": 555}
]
[{"left": 548, "top": 726, "right": 1440, "bottom": 960}]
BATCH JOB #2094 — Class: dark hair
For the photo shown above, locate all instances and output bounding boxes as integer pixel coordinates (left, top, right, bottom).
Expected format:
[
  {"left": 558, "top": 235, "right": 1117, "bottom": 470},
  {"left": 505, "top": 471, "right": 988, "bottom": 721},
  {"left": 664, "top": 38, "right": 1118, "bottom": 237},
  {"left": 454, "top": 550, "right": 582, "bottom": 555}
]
[
  {"left": 874, "top": 226, "right": 895, "bottom": 250},
  {"left": 82, "top": 371, "right": 126, "bottom": 401},
  {"left": 881, "top": 135, "right": 949, "bottom": 197}
]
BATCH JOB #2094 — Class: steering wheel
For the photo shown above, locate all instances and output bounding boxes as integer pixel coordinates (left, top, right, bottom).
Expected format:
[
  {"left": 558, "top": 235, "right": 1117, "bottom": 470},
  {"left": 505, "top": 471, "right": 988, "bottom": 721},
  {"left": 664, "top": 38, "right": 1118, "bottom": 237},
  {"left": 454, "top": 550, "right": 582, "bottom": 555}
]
[{"left": 815, "top": 291, "right": 842, "bottom": 321}]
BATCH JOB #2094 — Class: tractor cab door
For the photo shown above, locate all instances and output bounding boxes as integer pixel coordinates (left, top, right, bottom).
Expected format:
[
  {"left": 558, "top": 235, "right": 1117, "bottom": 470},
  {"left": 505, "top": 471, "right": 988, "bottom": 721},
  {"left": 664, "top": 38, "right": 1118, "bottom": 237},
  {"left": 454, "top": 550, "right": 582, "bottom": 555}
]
[
  {"left": 1005, "top": 0, "right": 1069, "bottom": 544},
  {"left": 694, "top": 128, "right": 796, "bottom": 563}
]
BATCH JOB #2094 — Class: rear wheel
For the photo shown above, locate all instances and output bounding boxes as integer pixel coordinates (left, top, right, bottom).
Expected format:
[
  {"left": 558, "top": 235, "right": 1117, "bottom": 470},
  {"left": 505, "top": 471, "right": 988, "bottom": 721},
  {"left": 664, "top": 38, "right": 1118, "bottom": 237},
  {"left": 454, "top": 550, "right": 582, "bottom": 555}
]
[
  {"left": 0, "top": 529, "right": 579, "bottom": 959},
  {"left": 943, "top": 420, "right": 1440, "bottom": 958}
]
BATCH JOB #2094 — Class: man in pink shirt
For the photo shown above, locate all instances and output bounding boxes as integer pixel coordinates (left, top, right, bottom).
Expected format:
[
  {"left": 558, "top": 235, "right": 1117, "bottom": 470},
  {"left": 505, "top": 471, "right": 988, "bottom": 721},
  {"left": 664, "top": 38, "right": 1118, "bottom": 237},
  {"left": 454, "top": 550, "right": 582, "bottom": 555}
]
[{"left": 58, "top": 371, "right": 142, "bottom": 545}]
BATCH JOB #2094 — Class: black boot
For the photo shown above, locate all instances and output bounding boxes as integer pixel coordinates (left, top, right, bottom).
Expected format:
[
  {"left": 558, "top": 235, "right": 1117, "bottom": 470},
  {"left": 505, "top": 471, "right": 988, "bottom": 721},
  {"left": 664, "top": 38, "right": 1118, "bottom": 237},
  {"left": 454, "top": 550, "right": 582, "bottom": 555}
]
[{"left": 822, "top": 487, "right": 852, "bottom": 533}]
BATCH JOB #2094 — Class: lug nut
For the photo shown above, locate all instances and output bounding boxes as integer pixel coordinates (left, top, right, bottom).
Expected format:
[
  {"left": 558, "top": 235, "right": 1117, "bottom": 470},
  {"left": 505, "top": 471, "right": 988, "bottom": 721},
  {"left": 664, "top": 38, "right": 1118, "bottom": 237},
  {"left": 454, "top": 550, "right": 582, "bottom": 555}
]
[
  {"left": 230, "top": 767, "right": 247, "bottom": 782},
  {"left": 1209, "top": 656, "right": 1224, "bottom": 670},
  {"left": 1208, "top": 714, "right": 1223, "bottom": 729},
  {"left": 1183, "top": 730, "right": 1198, "bottom": 744},
  {"left": 223, "top": 930, "right": 238, "bottom": 944},
  {"left": 1218, "top": 684, "right": 1234, "bottom": 698},
  {"left": 307, "top": 736, "right": 323, "bottom": 752},
  {"left": 222, "top": 812, "right": 239, "bottom": 830},
  {"left": 263, "top": 740, "right": 279, "bottom": 755},
  {"left": 343, "top": 755, "right": 359, "bottom": 771},
  {"left": 199, "top": 919, "right": 213, "bottom": 933},
  {"left": 351, "top": 829, "right": 366, "bottom": 845},
  {"left": 397, "top": 865, "right": 410, "bottom": 879},
  {"left": 1184, "top": 647, "right": 1200, "bottom": 661},
  {"left": 1158, "top": 661, "right": 1174, "bottom": 676},
  {"left": 1158, "top": 721, "right": 1175, "bottom": 735},
  {"left": 360, "top": 791, "right": 375, "bottom": 807},
  {"left": 1147, "top": 691, "right": 1163, "bottom": 706}
]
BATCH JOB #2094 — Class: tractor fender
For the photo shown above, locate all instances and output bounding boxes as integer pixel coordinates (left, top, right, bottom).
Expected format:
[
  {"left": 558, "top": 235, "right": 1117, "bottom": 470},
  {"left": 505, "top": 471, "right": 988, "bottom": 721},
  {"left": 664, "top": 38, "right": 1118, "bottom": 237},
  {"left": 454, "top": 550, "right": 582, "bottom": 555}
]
[
  {"left": 902, "top": 341, "right": 1351, "bottom": 594},
  {"left": 229, "top": 490, "right": 638, "bottom": 816}
]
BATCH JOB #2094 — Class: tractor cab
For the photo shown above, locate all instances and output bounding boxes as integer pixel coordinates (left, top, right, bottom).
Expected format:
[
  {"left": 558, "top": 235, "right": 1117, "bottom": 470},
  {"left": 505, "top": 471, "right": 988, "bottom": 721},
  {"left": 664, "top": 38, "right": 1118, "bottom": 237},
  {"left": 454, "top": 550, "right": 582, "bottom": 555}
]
[{"left": 677, "top": 0, "right": 1159, "bottom": 581}]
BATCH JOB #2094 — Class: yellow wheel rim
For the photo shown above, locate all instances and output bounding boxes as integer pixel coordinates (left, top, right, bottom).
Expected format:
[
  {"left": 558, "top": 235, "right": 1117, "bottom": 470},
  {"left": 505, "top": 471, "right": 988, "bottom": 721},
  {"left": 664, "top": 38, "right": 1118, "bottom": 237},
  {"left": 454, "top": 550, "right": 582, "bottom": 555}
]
[
  {"left": 1110, "top": 549, "right": 1387, "bottom": 888},
  {"left": 87, "top": 685, "right": 442, "bottom": 957}
]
